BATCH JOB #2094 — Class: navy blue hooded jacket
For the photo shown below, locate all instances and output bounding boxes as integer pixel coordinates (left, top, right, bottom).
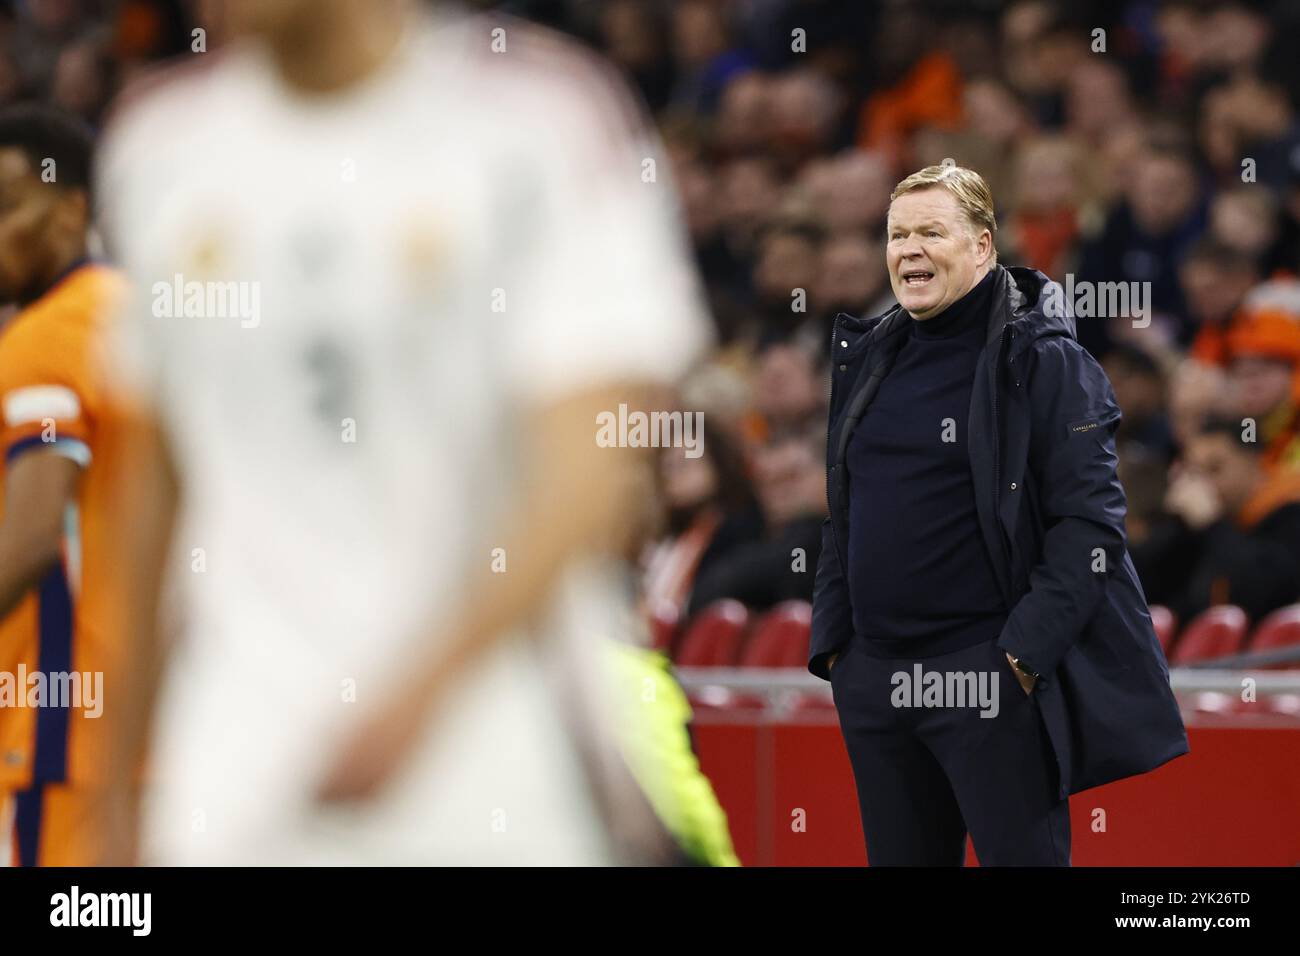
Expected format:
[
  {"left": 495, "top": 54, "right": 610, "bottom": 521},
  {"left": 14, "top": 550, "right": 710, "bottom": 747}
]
[{"left": 811, "top": 264, "right": 1189, "bottom": 797}]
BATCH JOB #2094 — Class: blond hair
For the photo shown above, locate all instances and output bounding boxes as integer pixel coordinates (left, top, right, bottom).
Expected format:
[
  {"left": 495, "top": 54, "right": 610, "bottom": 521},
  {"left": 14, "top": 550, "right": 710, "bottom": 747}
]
[{"left": 890, "top": 164, "right": 998, "bottom": 264}]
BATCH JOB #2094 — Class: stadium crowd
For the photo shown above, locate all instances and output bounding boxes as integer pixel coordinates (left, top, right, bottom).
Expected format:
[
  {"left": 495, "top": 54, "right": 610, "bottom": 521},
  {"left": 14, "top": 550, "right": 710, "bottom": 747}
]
[
  {"left": 614, "top": 0, "right": 1300, "bottom": 635},
  {"left": 7, "top": 0, "right": 1300, "bottom": 640}
]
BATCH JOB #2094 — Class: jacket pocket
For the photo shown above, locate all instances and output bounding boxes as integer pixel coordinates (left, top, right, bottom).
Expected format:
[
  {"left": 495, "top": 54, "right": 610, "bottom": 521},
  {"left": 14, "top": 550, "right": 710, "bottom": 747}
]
[{"left": 997, "top": 643, "right": 1035, "bottom": 699}]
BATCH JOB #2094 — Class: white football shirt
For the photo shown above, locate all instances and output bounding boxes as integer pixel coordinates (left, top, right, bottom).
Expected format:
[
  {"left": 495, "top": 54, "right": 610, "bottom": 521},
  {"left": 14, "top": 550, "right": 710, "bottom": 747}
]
[{"left": 98, "top": 7, "right": 710, "bottom": 864}]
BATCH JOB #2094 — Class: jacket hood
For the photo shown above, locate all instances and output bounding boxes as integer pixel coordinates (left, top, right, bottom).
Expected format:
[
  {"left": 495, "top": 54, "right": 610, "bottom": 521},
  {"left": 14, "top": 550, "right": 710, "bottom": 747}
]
[{"left": 1003, "top": 264, "right": 1077, "bottom": 351}]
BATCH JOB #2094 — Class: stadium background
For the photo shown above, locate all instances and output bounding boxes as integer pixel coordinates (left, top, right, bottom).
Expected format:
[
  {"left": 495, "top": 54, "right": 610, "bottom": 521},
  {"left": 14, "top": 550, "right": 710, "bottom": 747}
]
[{"left": 8, "top": 0, "right": 1300, "bottom": 864}]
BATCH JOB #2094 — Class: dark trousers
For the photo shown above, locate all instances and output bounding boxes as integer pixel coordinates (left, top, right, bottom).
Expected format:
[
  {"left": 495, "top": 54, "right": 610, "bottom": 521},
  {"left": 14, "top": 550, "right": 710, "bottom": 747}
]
[{"left": 831, "top": 635, "right": 1071, "bottom": 866}]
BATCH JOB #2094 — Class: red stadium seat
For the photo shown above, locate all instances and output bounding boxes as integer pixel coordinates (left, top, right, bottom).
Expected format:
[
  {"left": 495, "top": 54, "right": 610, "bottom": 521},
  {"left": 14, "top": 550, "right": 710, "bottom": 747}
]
[
  {"left": 1169, "top": 605, "right": 1249, "bottom": 665},
  {"left": 675, "top": 599, "right": 751, "bottom": 667},
  {"left": 1190, "top": 692, "right": 1237, "bottom": 717},
  {"left": 1247, "top": 604, "right": 1300, "bottom": 669},
  {"left": 1194, "top": 694, "right": 1300, "bottom": 723},
  {"left": 739, "top": 600, "right": 813, "bottom": 668},
  {"left": 646, "top": 597, "right": 681, "bottom": 653},
  {"left": 686, "top": 683, "right": 764, "bottom": 713},
  {"left": 792, "top": 691, "right": 837, "bottom": 713},
  {"left": 1149, "top": 605, "right": 1177, "bottom": 654},
  {"left": 1263, "top": 694, "right": 1300, "bottom": 718}
]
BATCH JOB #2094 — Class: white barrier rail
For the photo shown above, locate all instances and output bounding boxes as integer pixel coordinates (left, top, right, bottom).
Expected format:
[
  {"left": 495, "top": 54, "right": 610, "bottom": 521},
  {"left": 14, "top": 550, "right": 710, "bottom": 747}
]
[{"left": 674, "top": 667, "right": 1300, "bottom": 695}]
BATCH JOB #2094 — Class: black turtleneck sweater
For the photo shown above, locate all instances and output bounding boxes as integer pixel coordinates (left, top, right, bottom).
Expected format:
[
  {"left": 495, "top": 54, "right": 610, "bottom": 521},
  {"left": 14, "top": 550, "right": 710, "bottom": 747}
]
[{"left": 845, "top": 270, "right": 1008, "bottom": 657}]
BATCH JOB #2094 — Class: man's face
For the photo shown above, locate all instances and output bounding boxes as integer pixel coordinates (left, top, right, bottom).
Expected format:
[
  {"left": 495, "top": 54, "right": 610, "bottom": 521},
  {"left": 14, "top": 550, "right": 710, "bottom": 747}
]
[
  {"left": 658, "top": 447, "right": 717, "bottom": 511},
  {"left": 754, "top": 344, "right": 820, "bottom": 422},
  {"left": 1185, "top": 433, "right": 1258, "bottom": 515},
  {"left": 886, "top": 187, "right": 991, "bottom": 320},
  {"left": 1229, "top": 355, "right": 1294, "bottom": 418},
  {"left": 1129, "top": 154, "right": 1196, "bottom": 237},
  {"left": 1179, "top": 258, "right": 1255, "bottom": 325},
  {"left": 753, "top": 436, "right": 822, "bottom": 526},
  {"left": 755, "top": 231, "right": 819, "bottom": 305},
  {"left": 0, "top": 146, "right": 73, "bottom": 303},
  {"left": 1104, "top": 360, "right": 1162, "bottom": 423},
  {"left": 817, "top": 234, "right": 884, "bottom": 312}
]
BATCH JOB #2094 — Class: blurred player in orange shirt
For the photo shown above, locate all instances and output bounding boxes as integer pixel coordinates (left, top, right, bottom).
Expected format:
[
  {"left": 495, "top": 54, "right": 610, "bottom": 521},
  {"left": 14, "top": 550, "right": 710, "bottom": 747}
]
[{"left": 0, "top": 104, "right": 124, "bottom": 866}]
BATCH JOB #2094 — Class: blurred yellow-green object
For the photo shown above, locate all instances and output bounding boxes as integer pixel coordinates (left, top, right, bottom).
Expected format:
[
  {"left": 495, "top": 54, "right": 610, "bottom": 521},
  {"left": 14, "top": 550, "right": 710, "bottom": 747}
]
[{"left": 603, "top": 642, "right": 741, "bottom": 867}]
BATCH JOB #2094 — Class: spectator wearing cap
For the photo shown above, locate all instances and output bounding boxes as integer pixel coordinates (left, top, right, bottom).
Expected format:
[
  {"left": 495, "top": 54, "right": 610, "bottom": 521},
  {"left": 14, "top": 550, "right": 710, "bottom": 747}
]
[{"left": 1222, "top": 278, "right": 1300, "bottom": 470}]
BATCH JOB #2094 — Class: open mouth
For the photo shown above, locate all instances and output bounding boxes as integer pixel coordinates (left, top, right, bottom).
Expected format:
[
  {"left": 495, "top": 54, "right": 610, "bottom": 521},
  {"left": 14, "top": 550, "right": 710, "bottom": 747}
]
[{"left": 901, "top": 269, "right": 934, "bottom": 288}]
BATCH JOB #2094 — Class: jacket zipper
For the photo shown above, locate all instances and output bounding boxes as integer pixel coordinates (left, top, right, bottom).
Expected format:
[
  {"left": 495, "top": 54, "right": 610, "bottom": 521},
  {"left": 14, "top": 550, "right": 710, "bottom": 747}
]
[
  {"left": 990, "top": 325, "right": 1015, "bottom": 592},
  {"left": 826, "top": 313, "right": 843, "bottom": 566}
]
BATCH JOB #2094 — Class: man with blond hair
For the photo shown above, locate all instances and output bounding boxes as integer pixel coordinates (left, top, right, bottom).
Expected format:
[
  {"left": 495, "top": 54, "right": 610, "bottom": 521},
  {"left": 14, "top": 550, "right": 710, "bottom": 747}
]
[{"left": 811, "top": 164, "right": 1187, "bottom": 865}]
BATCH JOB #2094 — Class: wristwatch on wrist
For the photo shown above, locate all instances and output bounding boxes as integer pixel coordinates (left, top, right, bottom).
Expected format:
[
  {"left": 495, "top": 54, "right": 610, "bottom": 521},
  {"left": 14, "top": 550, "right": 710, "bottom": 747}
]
[{"left": 1010, "top": 656, "right": 1041, "bottom": 681}]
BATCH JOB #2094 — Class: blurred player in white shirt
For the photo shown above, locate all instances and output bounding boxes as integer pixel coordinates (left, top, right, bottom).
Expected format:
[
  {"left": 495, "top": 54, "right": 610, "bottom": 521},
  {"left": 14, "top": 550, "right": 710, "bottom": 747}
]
[{"left": 97, "top": 0, "right": 709, "bottom": 864}]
